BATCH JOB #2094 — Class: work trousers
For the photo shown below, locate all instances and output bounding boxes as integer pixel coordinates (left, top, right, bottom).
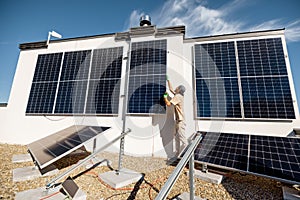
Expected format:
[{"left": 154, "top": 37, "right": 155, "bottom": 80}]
[{"left": 175, "top": 120, "right": 188, "bottom": 157}]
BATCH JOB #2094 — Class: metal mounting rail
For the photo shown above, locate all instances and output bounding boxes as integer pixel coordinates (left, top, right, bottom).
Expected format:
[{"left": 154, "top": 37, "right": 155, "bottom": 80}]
[
  {"left": 155, "top": 132, "right": 203, "bottom": 200},
  {"left": 46, "top": 128, "right": 131, "bottom": 189}
]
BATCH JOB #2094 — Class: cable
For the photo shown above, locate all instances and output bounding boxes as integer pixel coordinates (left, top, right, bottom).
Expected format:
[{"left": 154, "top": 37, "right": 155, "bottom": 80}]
[
  {"left": 83, "top": 168, "right": 169, "bottom": 200},
  {"left": 43, "top": 114, "right": 66, "bottom": 121}
]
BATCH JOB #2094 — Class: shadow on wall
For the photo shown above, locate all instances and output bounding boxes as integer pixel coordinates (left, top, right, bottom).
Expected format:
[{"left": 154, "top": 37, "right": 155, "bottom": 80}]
[{"left": 152, "top": 105, "right": 176, "bottom": 159}]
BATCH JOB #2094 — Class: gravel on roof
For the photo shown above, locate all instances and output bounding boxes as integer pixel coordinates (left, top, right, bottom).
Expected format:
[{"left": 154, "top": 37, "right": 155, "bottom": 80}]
[{"left": 0, "top": 143, "right": 283, "bottom": 200}]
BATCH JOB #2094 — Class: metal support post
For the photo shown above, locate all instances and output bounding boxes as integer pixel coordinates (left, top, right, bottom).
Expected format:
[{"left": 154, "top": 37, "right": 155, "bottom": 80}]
[
  {"left": 189, "top": 152, "right": 195, "bottom": 200},
  {"left": 155, "top": 132, "right": 203, "bottom": 200}
]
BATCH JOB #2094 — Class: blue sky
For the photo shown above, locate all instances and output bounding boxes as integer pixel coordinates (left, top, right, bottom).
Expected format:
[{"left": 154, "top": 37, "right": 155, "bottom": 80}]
[{"left": 1, "top": 0, "right": 300, "bottom": 112}]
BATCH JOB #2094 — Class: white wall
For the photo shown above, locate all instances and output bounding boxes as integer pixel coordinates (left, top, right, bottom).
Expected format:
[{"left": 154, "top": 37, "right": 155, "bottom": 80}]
[{"left": 0, "top": 32, "right": 299, "bottom": 160}]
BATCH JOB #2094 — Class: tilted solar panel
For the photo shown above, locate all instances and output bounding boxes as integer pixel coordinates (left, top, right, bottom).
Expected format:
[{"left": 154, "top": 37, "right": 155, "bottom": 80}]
[
  {"left": 249, "top": 135, "right": 300, "bottom": 183},
  {"left": 27, "top": 125, "right": 111, "bottom": 170},
  {"left": 195, "top": 132, "right": 249, "bottom": 171},
  {"left": 127, "top": 40, "right": 166, "bottom": 114},
  {"left": 195, "top": 132, "right": 300, "bottom": 184}
]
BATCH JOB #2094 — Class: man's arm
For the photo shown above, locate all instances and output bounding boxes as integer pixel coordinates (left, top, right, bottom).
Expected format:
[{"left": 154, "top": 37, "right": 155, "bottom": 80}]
[
  {"left": 163, "top": 93, "right": 172, "bottom": 106},
  {"left": 166, "top": 75, "right": 175, "bottom": 95}
]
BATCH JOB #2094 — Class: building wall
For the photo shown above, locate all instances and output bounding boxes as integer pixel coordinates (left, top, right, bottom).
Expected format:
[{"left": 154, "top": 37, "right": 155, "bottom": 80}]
[{"left": 0, "top": 30, "right": 299, "bottom": 159}]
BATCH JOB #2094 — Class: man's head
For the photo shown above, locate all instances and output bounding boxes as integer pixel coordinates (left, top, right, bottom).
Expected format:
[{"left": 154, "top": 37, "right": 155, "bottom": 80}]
[{"left": 175, "top": 85, "right": 186, "bottom": 95}]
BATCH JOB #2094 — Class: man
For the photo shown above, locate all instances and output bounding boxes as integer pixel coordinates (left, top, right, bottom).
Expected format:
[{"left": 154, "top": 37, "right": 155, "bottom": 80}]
[{"left": 163, "top": 76, "right": 188, "bottom": 160}]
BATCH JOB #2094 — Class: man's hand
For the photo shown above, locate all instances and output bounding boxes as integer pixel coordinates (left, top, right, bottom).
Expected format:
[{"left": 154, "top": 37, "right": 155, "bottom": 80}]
[{"left": 163, "top": 92, "right": 168, "bottom": 98}]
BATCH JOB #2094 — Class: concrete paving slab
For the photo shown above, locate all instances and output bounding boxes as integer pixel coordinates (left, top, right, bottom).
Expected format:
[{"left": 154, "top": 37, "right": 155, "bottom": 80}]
[
  {"left": 175, "top": 192, "right": 206, "bottom": 200},
  {"left": 15, "top": 186, "right": 87, "bottom": 200},
  {"left": 13, "top": 166, "right": 58, "bottom": 182},
  {"left": 12, "top": 154, "right": 32, "bottom": 163},
  {"left": 282, "top": 186, "right": 300, "bottom": 200},
  {"left": 188, "top": 169, "right": 223, "bottom": 184},
  {"left": 15, "top": 186, "right": 64, "bottom": 200},
  {"left": 98, "top": 168, "right": 143, "bottom": 189}
]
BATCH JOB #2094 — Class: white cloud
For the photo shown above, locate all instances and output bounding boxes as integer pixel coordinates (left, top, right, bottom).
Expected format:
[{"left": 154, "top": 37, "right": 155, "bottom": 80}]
[
  {"left": 127, "top": 0, "right": 300, "bottom": 42},
  {"left": 285, "top": 20, "right": 300, "bottom": 42}
]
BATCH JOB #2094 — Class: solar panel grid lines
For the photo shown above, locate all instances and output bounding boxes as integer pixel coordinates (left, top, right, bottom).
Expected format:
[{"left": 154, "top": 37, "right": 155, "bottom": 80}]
[
  {"left": 194, "top": 37, "right": 295, "bottom": 119},
  {"left": 26, "top": 53, "right": 63, "bottom": 114},
  {"left": 249, "top": 135, "right": 300, "bottom": 182},
  {"left": 32, "top": 52, "right": 63, "bottom": 82},
  {"left": 195, "top": 132, "right": 249, "bottom": 170},
  {"left": 194, "top": 41, "right": 241, "bottom": 118},
  {"left": 27, "top": 125, "right": 111, "bottom": 169},
  {"left": 26, "top": 46, "right": 124, "bottom": 115},
  {"left": 127, "top": 39, "right": 167, "bottom": 114},
  {"left": 85, "top": 46, "right": 123, "bottom": 114},
  {"left": 54, "top": 50, "right": 92, "bottom": 114},
  {"left": 194, "top": 132, "right": 300, "bottom": 184}
]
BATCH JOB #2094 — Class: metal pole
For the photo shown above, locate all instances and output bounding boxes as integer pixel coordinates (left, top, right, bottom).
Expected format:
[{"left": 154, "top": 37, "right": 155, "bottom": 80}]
[
  {"left": 155, "top": 133, "right": 202, "bottom": 200},
  {"left": 189, "top": 152, "right": 195, "bottom": 200},
  {"left": 118, "top": 38, "right": 132, "bottom": 172},
  {"left": 46, "top": 128, "right": 131, "bottom": 189}
]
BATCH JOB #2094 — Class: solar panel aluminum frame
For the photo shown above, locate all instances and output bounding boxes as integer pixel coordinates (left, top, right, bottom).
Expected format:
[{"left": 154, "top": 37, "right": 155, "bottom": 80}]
[
  {"left": 193, "top": 34, "right": 297, "bottom": 121},
  {"left": 195, "top": 158, "right": 300, "bottom": 185},
  {"left": 193, "top": 40, "right": 243, "bottom": 120},
  {"left": 27, "top": 125, "right": 111, "bottom": 170},
  {"left": 126, "top": 39, "right": 167, "bottom": 116},
  {"left": 194, "top": 132, "right": 300, "bottom": 185},
  {"left": 26, "top": 47, "right": 124, "bottom": 116}
]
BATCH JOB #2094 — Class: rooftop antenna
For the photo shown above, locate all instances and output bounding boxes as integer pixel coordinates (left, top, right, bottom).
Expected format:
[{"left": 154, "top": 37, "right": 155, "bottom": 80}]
[{"left": 140, "top": 15, "right": 152, "bottom": 26}]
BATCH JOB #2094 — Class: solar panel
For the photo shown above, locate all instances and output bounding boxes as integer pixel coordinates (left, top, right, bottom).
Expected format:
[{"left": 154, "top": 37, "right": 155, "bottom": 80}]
[
  {"left": 195, "top": 132, "right": 249, "bottom": 171},
  {"left": 194, "top": 37, "right": 295, "bottom": 119},
  {"left": 249, "top": 135, "right": 300, "bottom": 183},
  {"left": 27, "top": 47, "right": 123, "bottom": 115},
  {"left": 27, "top": 125, "right": 111, "bottom": 169},
  {"left": 85, "top": 47, "right": 123, "bottom": 114},
  {"left": 127, "top": 40, "right": 167, "bottom": 114},
  {"left": 54, "top": 50, "right": 91, "bottom": 114},
  {"left": 237, "top": 38, "right": 295, "bottom": 119},
  {"left": 194, "top": 132, "right": 300, "bottom": 184},
  {"left": 26, "top": 53, "right": 63, "bottom": 114},
  {"left": 194, "top": 42, "right": 241, "bottom": 118}
]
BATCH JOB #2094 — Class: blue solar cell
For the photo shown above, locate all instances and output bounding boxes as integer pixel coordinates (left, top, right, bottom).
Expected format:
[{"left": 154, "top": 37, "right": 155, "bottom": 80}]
[
  {"left": 195, "top": 37, "right": 295, "bottom": 119},
  {"left": 249, "top": 135, "right": 300, "bottom": 184},
  {"left": 195, "top": 42, "right": 237, "bottom": 78},
  {"left": 26, "top": 82, "right": 57, "bottom": 114},
  {"left": 242, "top": 76, "right": 295, "bottom": 119},
  {"left": 32, "top": 53, "right": 63, "bottom": 82},
  {"left": 85, "top": 47, "right": 123, "bottom": 114},
  {"left": 90, "top": 47, "right": 123, "bottom": 79},
  {"left": 195, "top": 132, "right": 300, "bottom": 184},
  {"left": 195, "top": 132, "right": 249, "bottom": 171},
  {"left": 54, "top": 81, "right": 88, "bottom": 114},
  {"left": 127, "top": 40, "right": 167, "bottom": 114},
  {"left": 196, "top": 78, "right": 241, "bottom": 118},
  {"left": 237, "top": 38, "right": 288, "bottom": 76},
  {"left": 60, "top": 50, "right": 91, "bottom": 81},
  {"left": 85, "top": 79, "right": 121, "bottom": 114},
  {"left": 26, "top": 53, "right": 63, "bottom": 114},
  {"left": 195, "top": 42, "right": 240, "bottom": 118}
]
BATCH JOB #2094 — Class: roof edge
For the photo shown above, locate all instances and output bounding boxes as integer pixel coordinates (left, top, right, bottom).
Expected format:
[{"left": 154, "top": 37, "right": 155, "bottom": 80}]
[{"left": 184, "top": 28, "right": 286, "bottom": 42}]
